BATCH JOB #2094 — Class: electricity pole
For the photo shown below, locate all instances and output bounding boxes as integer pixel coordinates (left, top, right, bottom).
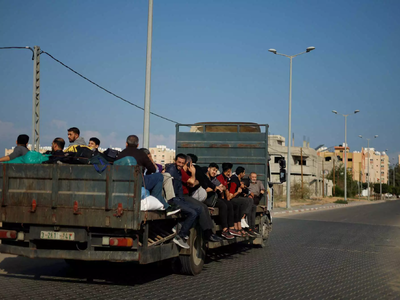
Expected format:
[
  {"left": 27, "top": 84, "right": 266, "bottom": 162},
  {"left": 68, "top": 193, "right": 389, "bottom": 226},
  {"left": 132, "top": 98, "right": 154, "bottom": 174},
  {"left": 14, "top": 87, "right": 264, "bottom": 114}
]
[{"left": 32, "top": 46, "right": 41, "bottom": 151}]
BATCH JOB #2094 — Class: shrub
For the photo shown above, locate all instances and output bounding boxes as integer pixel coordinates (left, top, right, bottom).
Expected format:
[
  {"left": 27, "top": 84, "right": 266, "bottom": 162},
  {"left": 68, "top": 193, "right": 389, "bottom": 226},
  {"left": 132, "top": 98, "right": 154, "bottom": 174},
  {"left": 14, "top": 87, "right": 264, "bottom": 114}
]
[
  {"left": 291, "top": 182, "right": 311, "bottom": 200},
  {"left": 334, "top": 186, "right": 344, "bottom": 197},
  {"left": 334, "top": 200, "right": 348, "bottom": 204}
]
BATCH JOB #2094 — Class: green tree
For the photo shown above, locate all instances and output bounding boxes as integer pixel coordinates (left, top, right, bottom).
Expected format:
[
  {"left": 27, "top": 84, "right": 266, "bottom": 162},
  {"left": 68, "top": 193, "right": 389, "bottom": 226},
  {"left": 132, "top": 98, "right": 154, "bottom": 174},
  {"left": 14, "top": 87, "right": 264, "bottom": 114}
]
[
  {"left": 327, "top": 164, "right": 358, "bottom": 197},
  {"left": 389, "top": 164, "right": 400, "bottom": 188}
]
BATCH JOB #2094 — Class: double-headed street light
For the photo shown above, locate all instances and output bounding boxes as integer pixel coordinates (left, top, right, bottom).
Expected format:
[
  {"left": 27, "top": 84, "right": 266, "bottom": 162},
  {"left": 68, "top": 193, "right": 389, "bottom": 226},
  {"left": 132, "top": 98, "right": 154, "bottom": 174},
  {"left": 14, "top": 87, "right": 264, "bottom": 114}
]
[
  {"left": 359, "top": 135, "right": 378, "bottom": 201},
  {"left": 268, "top": 46, "right": 315, "bottom": 209},
  {"left": 332, "top": 110, "right": 360, "bottom": 202}
]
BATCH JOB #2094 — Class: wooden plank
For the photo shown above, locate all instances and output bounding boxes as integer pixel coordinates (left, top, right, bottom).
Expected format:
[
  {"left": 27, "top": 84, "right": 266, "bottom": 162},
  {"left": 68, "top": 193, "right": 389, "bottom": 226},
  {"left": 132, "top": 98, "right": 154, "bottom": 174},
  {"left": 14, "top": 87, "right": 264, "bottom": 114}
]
[
  {"left": 105, "top": 166, "right": 113, "bottom": 211},
  {"left": 2, "top": 164, "right": 8, "bottom": 206},
  {"left": 51, "top": 164, "right": 59, "bottom": 208}
]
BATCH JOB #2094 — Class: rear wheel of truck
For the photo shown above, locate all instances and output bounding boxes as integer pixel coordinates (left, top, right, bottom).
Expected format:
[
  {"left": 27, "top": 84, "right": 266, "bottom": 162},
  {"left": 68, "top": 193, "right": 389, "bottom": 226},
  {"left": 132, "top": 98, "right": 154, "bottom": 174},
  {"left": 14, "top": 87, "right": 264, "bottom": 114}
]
[
  {"left": 173, "top": 227, "right": 206, "bottom": 275},
  {"left": 259, "top": 215, "right": 272, "bottom": 248}
]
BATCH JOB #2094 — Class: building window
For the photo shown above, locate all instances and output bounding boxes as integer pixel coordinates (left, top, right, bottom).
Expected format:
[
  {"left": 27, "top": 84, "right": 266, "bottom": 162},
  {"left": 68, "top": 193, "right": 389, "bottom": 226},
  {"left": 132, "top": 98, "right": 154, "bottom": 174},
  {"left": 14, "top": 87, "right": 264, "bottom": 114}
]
[
  {"left": 293, "top": 156, "right": 306, "bottom": 166},
  {"left": 277, "top": 141, "right": 283, "bottom": 146},
  {"left": 348, "top": 158, "right": 353, "bottom": 162}
]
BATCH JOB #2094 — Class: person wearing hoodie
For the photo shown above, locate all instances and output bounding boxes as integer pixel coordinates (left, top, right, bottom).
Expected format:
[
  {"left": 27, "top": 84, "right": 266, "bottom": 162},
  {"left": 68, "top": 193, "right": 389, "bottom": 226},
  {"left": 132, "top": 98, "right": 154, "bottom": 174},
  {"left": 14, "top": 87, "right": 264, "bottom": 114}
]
[{"left": 67, "top": 127, "right": 86, "bottom": 146}]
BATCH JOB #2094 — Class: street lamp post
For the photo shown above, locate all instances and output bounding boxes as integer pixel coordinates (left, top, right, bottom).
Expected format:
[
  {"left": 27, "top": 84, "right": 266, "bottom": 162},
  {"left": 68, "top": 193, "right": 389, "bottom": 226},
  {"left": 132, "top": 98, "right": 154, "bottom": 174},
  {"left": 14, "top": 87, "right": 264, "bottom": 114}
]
[
  {"left": 378, "top": 149, "right": 388, "bottom": 200},
  {"left": 332, "top": 110, "right": 360, "bottom": 202},
  {"left": 269, "top": 46, "right": 315, "bottom": 209},
  {"left": 143, "top": 0, "right": 154, "bottom": 149},
  {"left": 359, "top": 135, "right": 378, "bottom": 201}
]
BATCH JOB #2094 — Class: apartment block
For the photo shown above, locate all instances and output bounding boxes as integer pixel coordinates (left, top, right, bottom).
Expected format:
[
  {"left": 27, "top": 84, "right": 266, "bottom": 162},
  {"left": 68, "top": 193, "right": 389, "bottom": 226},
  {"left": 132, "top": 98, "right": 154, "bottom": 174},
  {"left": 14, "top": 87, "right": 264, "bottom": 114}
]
[
  {"left": 150, "top": 145, "right": 175, "bottom": 166},
  {"left": 317, "top": 144, "right": 389, "bottom": 185}
]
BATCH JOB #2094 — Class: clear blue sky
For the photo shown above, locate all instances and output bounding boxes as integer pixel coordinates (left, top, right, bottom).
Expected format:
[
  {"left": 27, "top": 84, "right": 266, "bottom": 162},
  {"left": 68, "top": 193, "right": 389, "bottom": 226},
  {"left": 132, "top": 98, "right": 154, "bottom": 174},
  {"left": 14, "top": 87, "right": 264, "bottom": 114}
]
[{"left": 1, "top": 0, "right": 399, "bottom": 162}]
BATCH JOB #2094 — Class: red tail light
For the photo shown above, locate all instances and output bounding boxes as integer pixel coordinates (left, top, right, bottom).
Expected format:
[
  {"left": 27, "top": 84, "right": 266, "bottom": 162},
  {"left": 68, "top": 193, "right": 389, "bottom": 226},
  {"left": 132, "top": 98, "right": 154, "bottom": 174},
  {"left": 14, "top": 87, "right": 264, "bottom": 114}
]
[
  {"left": 0, "top": 230, "right": 17, "bottom": 239},
  {"left": 109, "top": 237, "right": 133, "bottom": 247}
]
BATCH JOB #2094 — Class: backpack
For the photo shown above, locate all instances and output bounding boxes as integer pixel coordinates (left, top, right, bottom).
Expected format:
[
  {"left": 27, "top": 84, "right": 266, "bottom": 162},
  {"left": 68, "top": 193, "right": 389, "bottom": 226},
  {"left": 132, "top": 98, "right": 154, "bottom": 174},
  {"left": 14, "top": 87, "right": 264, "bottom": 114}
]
[
  {"left": 89, "top": 155, "right": 110, "bottom": 173},
  {"left": 63, "top": 146, "right": 95, "bottom": 164},
  {"left": 103, "top": 148, "right": 120, "bottom": 162}
]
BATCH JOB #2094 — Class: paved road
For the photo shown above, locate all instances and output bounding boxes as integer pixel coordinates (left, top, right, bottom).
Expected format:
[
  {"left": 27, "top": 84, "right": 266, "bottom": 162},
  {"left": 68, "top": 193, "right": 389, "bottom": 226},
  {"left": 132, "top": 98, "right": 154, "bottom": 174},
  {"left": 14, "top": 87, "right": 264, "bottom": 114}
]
[{"left": 0, "top": 200, "right": 399, "bottom": 299}]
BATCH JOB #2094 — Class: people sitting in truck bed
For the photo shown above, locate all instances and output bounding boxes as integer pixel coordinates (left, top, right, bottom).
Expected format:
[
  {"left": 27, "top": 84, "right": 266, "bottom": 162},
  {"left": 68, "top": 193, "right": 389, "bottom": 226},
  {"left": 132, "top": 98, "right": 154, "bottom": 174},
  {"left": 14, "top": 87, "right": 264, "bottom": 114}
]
[
  {"left": 164, "top": 154, "right": 203, "bottom": 248},
  {"left": 0, "top": 134, "right": 29, "bottom": 163},
  {"left": 67, "top": 127, "right": 86, "bottom": 146},
  {"left": 185, "top": 159, "right": 234, "bottom": 239},
  {"left": 204, "top": 163, "right": 234, "bottom": 239},
  {"left": 229, "top": 167, "right": 258, "bottom": 237},
  {"left": 42, "top": 138, "right": 66, "bottom": 164},
  {"left": 180, "top": 158, "right": 224, "bottom": 242},
  {"left": 88, "top": 137, "right": 101, "bottom": 153},
  {"left": 186, "top": 154, "right": 210, "bottom": 191},
  {"left": 247, "top": 172, "right": 266, "bottom": 206},
  {"left": 217, "top": 163, "right": 251, "bottom": 237},
  {"left": 140, "top": 148, "right": 162, "bottom": 173},
  {"left": 166, "top": 154, "right": 223, "bottom": 244},
  {"left": 116, "top": 135, "right": 179, "bottom": 216},
  {"left": 182, "top": 155, "right": 207, "bottom": 202}
]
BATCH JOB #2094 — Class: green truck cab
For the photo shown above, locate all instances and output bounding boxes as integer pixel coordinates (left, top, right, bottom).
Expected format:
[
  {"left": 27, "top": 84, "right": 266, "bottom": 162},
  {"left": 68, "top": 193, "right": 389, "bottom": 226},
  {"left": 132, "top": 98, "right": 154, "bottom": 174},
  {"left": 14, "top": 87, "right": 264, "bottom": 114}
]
[{"left": 0, "top": 122, "right": 273, "bottom": 275}]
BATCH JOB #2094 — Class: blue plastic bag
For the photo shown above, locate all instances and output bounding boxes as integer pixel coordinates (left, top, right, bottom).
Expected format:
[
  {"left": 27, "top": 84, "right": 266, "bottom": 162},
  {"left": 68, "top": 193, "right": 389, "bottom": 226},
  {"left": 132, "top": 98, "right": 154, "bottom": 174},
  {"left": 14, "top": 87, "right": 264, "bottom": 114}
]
[
  {"left": 141, "top": 187, "right": 150, "bottom": 200},
  {"left": 4, "top": 151, "right": 49, "bottom": 164},
  {"left": 113, "top": 156, "right": 137, "bottom": 166}
]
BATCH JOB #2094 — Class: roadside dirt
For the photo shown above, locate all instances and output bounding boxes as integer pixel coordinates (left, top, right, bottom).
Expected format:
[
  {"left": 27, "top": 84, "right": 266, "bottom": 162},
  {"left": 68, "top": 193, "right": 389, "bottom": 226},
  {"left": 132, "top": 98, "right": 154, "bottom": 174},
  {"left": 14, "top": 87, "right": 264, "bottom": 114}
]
[{"left": 273, "top": 196, "right": 370, "bottom": 208}]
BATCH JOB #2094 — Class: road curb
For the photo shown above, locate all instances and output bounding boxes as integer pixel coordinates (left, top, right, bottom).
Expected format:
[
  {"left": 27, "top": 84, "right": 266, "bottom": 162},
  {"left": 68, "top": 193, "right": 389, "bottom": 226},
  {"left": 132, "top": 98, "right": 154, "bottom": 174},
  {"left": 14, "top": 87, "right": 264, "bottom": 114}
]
[{"left": 271, "top": 200, "right": 385, "bottom": 216}]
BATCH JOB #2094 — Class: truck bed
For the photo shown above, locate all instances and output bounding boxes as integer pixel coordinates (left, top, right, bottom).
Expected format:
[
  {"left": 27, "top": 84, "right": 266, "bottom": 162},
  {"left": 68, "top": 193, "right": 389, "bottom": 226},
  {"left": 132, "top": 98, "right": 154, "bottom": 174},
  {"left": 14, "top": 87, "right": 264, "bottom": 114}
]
[{"left": 0, "top": 164, "right": 142, "bottom": 230}]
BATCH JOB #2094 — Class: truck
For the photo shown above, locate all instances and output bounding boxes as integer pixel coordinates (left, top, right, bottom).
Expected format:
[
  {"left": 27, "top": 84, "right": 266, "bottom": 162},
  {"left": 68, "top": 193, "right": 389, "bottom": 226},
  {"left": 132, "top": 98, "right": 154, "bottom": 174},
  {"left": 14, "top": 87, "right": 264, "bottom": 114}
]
[{"left": 0, "top": 122, "right": 274, "bottom": 275}]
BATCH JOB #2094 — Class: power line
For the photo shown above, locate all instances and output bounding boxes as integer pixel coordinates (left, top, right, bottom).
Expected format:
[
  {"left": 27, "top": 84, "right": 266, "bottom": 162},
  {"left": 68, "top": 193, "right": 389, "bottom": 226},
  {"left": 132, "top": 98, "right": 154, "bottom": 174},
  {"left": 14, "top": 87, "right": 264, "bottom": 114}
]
[
  {"left": 1, "top": 46, "right": 178, "bottom": 123},
  {"left": 40, "top": 51, "right": 179, "bottom": 124}
]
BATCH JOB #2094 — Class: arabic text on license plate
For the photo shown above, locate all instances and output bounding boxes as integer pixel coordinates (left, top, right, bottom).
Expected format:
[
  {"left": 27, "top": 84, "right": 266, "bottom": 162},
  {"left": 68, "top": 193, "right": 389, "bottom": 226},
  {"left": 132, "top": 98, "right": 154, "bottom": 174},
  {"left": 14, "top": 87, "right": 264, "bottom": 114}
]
[{"left": 40, "top": 231, "right": 75, "bottom": 241}]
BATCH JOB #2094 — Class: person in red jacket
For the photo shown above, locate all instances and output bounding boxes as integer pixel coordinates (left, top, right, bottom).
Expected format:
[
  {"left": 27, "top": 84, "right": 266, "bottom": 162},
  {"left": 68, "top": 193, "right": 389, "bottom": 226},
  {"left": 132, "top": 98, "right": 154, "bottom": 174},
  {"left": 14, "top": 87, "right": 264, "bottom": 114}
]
[{"left": 216, "top": 163, "right": 251, "bottom": 237}]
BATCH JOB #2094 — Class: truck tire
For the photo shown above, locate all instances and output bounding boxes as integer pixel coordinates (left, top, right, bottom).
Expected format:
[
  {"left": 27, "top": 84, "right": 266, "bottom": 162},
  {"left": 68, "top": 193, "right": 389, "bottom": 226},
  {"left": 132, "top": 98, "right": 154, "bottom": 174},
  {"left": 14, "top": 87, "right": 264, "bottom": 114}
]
[
  {"left": 259, "top": 215, "right": 272, "bottom": 248},
  {"left": 178, "top": 227, "right": 206, "bottom": 275}
]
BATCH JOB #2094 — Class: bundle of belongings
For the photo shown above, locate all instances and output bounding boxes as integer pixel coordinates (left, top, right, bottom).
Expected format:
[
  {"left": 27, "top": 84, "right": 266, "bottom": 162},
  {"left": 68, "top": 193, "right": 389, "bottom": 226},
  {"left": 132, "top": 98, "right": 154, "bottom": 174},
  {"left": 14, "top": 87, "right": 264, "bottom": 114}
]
[
  {"left": 3, "top": 151, "right": 50, "bottom": 164},
  {"left": 40, "top": 146, "right": 122, "bottom": 173}
]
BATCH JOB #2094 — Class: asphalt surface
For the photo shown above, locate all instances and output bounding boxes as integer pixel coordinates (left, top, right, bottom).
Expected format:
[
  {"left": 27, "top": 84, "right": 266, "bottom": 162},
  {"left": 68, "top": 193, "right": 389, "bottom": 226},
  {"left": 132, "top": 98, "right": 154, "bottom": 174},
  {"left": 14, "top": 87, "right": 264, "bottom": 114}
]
[{"left": 0, "top": 200, "right": 399, "bottom": 300}]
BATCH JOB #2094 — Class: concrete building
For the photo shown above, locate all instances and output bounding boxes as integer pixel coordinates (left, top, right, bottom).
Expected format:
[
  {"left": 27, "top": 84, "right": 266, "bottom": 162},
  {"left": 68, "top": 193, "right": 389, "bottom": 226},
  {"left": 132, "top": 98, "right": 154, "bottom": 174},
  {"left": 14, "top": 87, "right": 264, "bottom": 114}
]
[
  {"left": 362, "top": 148, "right": 389, "bottom": 184},
  {"left": 352, "top": 151, "right": 366, "bottom": 183},
  {"left": 150, "top": 145, "right": 175, "bottom": 166},
  {"left": 316, "top": 144, "right": 389, "bottom": 185},
  {"left": 269, "top": 135, "right": 332, "bottom": 198}
]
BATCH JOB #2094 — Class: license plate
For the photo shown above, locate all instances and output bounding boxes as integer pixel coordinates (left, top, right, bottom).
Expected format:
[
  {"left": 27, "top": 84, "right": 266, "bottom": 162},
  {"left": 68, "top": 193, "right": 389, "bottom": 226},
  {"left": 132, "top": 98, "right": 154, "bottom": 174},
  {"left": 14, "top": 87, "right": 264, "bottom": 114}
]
[{"left": 40, "top": 231, "right": 75, "bottom": 241}]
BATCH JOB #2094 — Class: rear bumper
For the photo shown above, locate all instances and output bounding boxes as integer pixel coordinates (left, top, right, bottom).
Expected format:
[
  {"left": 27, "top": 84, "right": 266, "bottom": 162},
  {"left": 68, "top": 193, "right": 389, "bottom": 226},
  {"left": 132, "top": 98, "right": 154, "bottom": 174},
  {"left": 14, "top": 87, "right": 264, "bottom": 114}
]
[{"left": 0, "top": 244, "right": 139, "bottom": 262}]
